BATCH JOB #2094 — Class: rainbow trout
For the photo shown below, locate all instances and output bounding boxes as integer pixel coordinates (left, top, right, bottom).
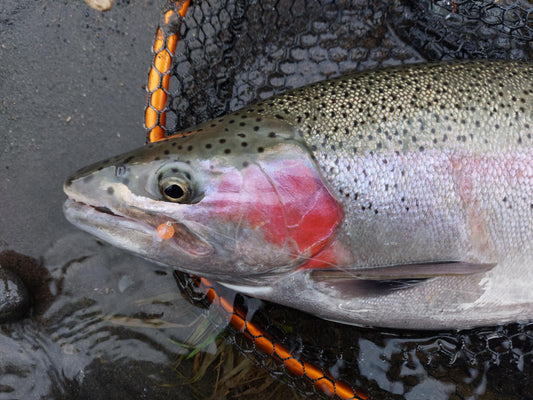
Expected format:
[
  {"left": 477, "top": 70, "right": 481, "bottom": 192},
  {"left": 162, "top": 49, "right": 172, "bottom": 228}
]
[{"left": 64, "top": 61, "right": 533, "bottom": 329}]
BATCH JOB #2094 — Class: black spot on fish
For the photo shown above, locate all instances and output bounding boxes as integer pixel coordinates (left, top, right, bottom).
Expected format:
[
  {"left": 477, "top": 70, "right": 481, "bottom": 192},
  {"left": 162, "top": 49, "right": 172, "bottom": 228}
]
[
  {"left": 224, "top": 149, "right": 231, "bottom": 154},
  {"left": 257, "top": 147, "right": 264, "bottom": 153},
  {"left": 164, "top": 150, "right": 170, "bottom": 155},
  {"left": 219, "top": 138, "right": 226, "bottom": 144},
  {"left": 205, "top": 143, "right": 212, "bottom": 149},
  {"left": 187, "top": 146, "right": 193, "bottom": 152},
  {"left": 106, "top": 187, "right": 114, "bottom": 195},
  {"left": 241, "top": 142, "right": 248, "bottom": 147}
]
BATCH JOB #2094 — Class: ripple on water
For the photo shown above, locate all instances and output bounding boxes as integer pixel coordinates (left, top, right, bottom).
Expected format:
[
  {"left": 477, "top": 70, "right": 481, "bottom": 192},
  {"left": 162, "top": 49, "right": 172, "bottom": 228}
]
[{"left": 0, "top": 233, "right": 226, "bottom": 399}]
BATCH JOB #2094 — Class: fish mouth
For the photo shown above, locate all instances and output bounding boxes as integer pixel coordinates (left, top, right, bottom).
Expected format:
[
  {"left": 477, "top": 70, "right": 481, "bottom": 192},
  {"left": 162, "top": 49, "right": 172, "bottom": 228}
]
[
  {"left": 93, "top": 205, "right": 116, "bottom": 216},
  {"left": 63, "top": 199, "right": 213, "bottom": 258},
  {"left": 63, "top": 198, "right": 155, "bottom": 235}
]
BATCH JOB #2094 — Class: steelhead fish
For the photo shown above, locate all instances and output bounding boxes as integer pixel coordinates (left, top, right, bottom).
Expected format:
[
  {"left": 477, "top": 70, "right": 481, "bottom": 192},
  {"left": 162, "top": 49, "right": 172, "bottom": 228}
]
[{"left": 64, "top": 61, "right": 533, "bottom": 329}]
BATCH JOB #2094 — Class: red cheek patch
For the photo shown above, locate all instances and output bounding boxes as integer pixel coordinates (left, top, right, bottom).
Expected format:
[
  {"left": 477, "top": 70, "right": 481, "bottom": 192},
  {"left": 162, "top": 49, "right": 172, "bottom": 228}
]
[
  {"left": 257, "top": 158, "right": 343, "bottom": 257},
  {"left": 239, "top": 164, "right": 287, "bottom": 244},
  {"left": 198, "top": 148, "right": 343, "bottom": 267}
]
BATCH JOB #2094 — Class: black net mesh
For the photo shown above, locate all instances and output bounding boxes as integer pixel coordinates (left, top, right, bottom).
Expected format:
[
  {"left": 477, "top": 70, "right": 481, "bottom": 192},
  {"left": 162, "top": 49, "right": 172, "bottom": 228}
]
[
  {"left": 164, "top": 1, "right": 532, "bottom": 398},
  {"left": 389, "top": 0, "right": 533, "bottom": 61}
]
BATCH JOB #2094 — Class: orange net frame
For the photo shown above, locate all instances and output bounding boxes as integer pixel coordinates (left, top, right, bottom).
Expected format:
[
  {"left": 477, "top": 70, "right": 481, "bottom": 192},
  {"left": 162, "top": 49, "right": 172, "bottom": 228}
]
[
  {"left": 144, "top": 1, "right": 369, "bottom": 399},
  {"left": 145, "top": 0, "right": 190, "bottom": 143}
]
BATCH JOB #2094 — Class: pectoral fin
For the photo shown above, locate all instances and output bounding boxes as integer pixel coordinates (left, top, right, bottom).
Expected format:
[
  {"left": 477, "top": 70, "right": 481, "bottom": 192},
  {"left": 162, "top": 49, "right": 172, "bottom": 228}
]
[
  {"left": 310, "top": 262, "right": 496, "bottom": 297},
  {"left": 344, "top": 261, "right": 496, "bottom": 280}
]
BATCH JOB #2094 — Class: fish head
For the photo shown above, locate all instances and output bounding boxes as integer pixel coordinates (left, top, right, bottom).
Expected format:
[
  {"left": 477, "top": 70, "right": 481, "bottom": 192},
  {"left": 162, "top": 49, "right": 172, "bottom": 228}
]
[{"left": 63, "top": 119, "right": 344, "bottom": 284}]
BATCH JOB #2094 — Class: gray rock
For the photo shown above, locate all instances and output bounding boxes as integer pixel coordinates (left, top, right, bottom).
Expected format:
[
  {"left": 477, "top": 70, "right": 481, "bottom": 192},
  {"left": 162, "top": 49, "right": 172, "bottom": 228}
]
[{"left": 0, "top": 266, "right": 30, "bottom": 323}]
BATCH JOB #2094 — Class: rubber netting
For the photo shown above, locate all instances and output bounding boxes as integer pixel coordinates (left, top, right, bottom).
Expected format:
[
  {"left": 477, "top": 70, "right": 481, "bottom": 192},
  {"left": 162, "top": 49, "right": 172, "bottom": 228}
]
[{"left": 167, "top": 0, "right": 532, "bottom": 398}]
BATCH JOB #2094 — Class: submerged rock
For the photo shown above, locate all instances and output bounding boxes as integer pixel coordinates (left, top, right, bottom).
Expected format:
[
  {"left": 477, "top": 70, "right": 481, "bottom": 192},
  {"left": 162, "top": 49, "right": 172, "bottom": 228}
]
[{"left": 0, "top": 265, "right": 30, "bottom": 323}]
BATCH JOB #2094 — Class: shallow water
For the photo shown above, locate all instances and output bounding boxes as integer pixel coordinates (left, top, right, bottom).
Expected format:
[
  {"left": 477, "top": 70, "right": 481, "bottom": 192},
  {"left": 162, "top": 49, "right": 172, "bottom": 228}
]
[
  {"left": 1, "top": 0, "right": 532, "bottom": 398},
  {"left": 0, "top": 234, "right": 226, "bottom": 398}
]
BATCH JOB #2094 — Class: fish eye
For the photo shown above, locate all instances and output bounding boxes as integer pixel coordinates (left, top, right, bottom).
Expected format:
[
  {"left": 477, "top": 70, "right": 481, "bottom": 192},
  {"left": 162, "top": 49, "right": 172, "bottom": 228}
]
[{"left": 159, "top": 176, "right": 192, "bottom": 203}]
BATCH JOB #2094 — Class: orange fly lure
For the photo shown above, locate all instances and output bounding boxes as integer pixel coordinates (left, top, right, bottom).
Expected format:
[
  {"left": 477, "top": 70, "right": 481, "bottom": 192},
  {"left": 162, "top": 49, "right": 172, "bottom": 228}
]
[{"left": 145, "top": 2, "right": 370, "bottom": 399}]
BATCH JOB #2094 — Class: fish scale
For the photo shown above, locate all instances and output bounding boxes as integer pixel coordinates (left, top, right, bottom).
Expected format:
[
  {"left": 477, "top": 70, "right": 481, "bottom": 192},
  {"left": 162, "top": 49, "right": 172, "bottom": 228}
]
[{"left": 64, "top": 60, "right": 533, "bottom": 328}]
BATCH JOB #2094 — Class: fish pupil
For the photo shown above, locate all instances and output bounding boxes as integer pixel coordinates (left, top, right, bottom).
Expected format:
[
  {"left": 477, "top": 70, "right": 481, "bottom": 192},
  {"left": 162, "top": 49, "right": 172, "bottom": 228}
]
[{"left": 164, "top": 184, "right": 185, "bottom": 200}]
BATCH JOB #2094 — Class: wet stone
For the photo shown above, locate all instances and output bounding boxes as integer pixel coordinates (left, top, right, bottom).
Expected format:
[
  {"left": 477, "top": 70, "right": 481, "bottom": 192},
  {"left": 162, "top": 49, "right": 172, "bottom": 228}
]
[{"left": 0, "top": 265, "right": 30, "bottom": 323}]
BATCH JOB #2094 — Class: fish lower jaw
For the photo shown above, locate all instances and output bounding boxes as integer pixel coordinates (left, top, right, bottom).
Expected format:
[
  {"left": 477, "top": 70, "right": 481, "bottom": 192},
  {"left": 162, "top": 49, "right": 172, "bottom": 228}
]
[
  {"left": 63, "top": 199, "right": 213, "bottom": 261},
  {"left": 63, "top": 198, "right": 155, "bottom": 237}
]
